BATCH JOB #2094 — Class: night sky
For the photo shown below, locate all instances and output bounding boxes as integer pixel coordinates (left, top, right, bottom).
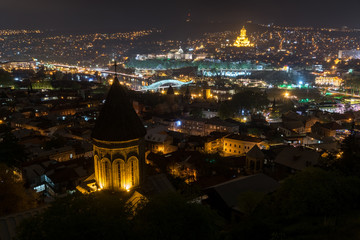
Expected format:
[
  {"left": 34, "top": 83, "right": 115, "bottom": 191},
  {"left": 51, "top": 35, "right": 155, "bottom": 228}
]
[{"left": 1, "top": 0, "right": 360, "bottom": 31}]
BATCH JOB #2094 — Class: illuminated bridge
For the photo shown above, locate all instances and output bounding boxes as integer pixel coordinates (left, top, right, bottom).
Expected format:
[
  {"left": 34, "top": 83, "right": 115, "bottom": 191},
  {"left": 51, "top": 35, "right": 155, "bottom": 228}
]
[{"left": 142, "top": 80, "right": 193, "bottom": 91}]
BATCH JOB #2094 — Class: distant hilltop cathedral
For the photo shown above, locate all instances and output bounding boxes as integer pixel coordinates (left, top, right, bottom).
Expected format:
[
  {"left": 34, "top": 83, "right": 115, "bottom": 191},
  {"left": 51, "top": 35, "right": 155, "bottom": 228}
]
[{"left": 234, "top": 26, "right": 254, "bottom": 47}]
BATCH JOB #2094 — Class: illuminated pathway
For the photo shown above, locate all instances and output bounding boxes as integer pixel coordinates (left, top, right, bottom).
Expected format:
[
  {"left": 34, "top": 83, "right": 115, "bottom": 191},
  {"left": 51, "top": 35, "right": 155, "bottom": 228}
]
[
  {"left": 50, "top": 63, "right": 145, "bottom": 80},
  {"left": 101, "top": 71, "right": 145, "bottom": 80},
  {"left": 327, "top": 89, "right": 360, "bottom": 98}
]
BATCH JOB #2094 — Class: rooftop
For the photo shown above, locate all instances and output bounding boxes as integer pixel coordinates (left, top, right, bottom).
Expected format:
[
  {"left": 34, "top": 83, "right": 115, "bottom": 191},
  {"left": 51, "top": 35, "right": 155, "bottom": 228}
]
[
  {"left": 274, "top": 146, "right": 320, "bottom": 170},
  {"left": 225, "top": 134, "right": 262, "bottom": 143},
  {"left": 206, "top": 174, "right": 279, "bottom": 210}
]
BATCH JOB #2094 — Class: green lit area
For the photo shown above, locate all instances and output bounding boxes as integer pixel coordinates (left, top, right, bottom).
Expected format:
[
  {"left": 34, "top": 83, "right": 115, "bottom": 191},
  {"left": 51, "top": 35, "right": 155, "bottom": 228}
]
[
  {"left": 205, "top": 158, "right": 216, "bottom": 164},
  {"left": 299, "top": 98, "right": 313, "bottom": 103},
  {"left": 125, "top": 58, "right": 271, "bottom": 71},
  {"left": 278, "top": 84, "right": 310, "bottom": 89}
]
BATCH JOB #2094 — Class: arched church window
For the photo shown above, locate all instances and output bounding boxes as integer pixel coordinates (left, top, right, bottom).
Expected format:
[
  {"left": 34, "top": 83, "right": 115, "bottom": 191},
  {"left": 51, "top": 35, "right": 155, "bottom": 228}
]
[
  {"left": 101, "top": 159, "right": 111, "bottom": 188},
  {"left": 112, "top": 159, "right": 125, "bottom": 190},
  {"left": 127, "top": 157, "right": 139, "bottom": 188},
  {"left": 94, "top": 155, "right": 100, "bottom": 185}
]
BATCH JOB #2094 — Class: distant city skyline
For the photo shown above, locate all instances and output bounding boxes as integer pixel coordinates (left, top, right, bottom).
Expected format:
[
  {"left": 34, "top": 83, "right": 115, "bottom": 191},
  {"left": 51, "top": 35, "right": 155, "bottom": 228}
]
[{"left": 1, "top": 0, "right": 360, "bottom": 31}]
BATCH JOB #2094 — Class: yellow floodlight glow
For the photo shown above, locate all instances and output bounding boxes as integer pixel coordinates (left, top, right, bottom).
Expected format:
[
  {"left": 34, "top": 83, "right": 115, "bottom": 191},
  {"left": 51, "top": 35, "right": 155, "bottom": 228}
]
[{"left": 234, "top": 26, "right": 254, "bottom": 47}]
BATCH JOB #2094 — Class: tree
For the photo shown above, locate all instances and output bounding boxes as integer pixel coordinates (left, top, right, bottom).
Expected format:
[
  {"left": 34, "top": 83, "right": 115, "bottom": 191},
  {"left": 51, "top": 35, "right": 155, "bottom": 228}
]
[
  {"left": 232, "top": 90, "right": 269, "bottom": 114},
  {"left": 17, "top": 192, "right": 223, "bottom": 240},
  {"left": 278, "top": 99, "right": 295, "bottom": 113},
  {"left": 336, "top": 135, "right": 360, "bottom": 176},
  {"left": 32, "top": 80, "right": 53, "bottom": 90},
  {"left": 227, "top": 168, "right": 360, "bottom": 240},
  {"left": 52, "top": 71, "right": 64, "bottom": 81},
  {"left": 35, "top": 66, "right": 47, "bottom": 80},
  {"left": 190, "top": 107, "right": 203, "bottom": 118},
  {"left": 0, "top": 130, "right": 27, "bottom": 167},
  {"left": 271, "top": 168, "right": 360, "bottom": 219},
  {"left": 0, "top": 69, "right": 14, "bottom": 86},
  {"left": 17, "top": 191, "right": 132, "bottom": 240},
  {"left": 218, "top": 101, "right": 235, "bottom": 119},
  {"left": 133, "top": 193, "right": 222, "bottom": 240},
  {"left": 0, "top": 164, "right": 38, "bottom": 216}
]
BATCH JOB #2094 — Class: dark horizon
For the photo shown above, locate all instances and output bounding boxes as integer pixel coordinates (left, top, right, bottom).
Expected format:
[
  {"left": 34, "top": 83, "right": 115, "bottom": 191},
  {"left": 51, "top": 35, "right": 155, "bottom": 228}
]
[{"left": 1, "top": 0, "right": 360, "bottom": 31}]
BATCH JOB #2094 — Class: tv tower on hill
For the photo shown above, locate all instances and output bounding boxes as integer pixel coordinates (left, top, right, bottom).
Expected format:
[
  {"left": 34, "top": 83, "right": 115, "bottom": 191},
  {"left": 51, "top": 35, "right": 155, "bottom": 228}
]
[{"left": 185, "top": 9, "right": 192, "bottom": 23}]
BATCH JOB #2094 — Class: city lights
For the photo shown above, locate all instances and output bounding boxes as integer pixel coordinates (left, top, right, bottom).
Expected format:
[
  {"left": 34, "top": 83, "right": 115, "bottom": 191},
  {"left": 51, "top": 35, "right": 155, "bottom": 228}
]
[{"left": 2, "top": 3, "right": 360, "bottom": 240}]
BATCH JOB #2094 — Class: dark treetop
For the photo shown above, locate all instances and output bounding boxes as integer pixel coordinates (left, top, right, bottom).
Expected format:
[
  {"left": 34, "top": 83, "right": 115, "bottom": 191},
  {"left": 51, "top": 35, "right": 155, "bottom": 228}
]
[{"left": 91, "top": 78, "right": 146, "bottom": 142}]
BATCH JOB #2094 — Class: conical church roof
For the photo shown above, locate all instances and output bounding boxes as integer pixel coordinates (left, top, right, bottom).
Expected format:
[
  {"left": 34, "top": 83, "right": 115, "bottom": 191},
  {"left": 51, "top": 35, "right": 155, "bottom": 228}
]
[
  {"left": 185, "top": 86, "right": 190, "bottom": 95},
  {"left": 167, "top": 85, "right": 174, "bottom": 95},
  {"left": 91, "top": 78, "right": 146, "bottom": 142}
]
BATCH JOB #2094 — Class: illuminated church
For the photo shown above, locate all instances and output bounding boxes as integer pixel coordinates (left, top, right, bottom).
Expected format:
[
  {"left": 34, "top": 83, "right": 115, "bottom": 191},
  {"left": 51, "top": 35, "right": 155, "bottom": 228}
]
[
  {"left": 90, "top": 72, "right": 146, "bottom": 192},
  {"left": 234, "top": 26, "right": 254, "bottom": 47}
]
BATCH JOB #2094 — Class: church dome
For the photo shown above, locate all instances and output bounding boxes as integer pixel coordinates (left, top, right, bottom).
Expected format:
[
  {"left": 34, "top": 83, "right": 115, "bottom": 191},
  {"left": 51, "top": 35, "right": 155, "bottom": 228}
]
[
  {"left": 91, "top": 78, "right": 146, "bottom": 142},
  {"left": 167, "top": 85, "right": 174, "bottom": 95}
]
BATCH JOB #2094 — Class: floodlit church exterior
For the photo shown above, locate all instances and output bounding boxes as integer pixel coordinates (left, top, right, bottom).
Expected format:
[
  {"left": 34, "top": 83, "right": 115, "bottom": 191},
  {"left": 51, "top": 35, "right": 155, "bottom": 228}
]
[
  {"left": 234, "top": 26, "right": 254, "bottom": 47},
  {"left": 91, "top": 76, "right": 146, "bottom": 191}
]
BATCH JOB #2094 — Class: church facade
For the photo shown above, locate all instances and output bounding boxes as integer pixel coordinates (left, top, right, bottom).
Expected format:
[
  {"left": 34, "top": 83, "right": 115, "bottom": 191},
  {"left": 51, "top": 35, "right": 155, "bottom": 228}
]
[{"left": 93, "top": 138, "right": 145, "bottom": 191}]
